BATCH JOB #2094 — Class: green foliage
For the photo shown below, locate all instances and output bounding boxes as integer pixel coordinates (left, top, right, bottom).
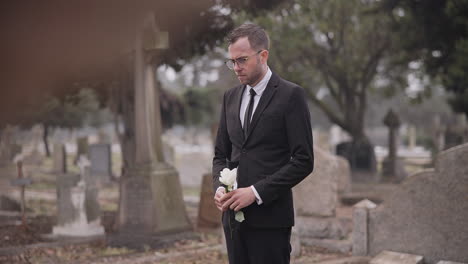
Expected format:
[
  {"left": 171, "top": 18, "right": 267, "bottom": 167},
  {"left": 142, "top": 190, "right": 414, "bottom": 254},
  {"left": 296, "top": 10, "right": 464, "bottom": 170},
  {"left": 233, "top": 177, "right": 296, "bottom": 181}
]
[
  {"left": 237, "top": 0, "right": 408, "bottom": 139},
  {"left": 37, "top": 88, "right": 102, "bottom": 129},
  {"left": 382, "top": 0, "right": 468, "bottom": 117},
  {"left": 182, "top": 87, "right": 218, "bottom": 127}
]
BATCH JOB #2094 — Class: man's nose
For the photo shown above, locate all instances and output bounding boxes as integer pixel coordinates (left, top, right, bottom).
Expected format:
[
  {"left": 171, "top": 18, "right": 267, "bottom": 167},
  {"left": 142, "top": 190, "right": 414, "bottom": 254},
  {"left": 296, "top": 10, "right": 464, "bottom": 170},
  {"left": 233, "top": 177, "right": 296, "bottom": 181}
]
[{"left": 233, "top": 61, "right": 242, "bottom": 72}]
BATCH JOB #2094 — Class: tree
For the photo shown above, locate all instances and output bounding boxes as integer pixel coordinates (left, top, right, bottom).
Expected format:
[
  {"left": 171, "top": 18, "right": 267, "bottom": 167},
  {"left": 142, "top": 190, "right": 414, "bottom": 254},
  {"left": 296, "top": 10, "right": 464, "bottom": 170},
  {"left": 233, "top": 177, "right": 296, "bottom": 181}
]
[
  {"left": 239, "top": 0, "right": 409, "bottom": 168},
  {"left": 380, "top": 0, "right": 468, "bottom": 117},
  {"left": 34, "top": 88, "right": 101, "bottom": 157}
]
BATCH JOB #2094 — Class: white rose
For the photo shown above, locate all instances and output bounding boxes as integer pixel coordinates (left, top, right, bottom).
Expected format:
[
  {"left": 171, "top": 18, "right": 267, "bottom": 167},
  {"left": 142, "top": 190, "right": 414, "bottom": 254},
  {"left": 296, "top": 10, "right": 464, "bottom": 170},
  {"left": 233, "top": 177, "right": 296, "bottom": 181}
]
[{"left": 219, "top": 168, "right": 237, "bottom": 187}]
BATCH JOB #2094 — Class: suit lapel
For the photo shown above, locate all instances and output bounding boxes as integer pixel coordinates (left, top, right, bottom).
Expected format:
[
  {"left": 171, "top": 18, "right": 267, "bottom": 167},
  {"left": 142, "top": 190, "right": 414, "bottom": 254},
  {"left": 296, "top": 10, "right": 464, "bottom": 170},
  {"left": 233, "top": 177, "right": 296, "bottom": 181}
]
[{"left": 243, "top": 73, "right": 280, "bottom": 145}]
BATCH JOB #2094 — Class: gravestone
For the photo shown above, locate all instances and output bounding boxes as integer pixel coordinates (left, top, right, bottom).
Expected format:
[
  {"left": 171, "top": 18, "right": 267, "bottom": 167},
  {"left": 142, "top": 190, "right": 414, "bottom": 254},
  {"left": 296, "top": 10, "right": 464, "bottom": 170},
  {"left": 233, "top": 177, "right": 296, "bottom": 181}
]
[
  {"left": 294, "top": 147, "right": 340, "bottom": 217},
  {"left": 89, "top": 143, "right": 112, "bottom": 183},
  {"left": 336, "top": 156, "right": 352, "bottom": 195},
  {"left": 293, "top": 147, "right": 352, "bottom": 250},
  {"left": 175, "top": 150, "right": 211, "bottom": 187},
  {"left": 362, "top": 143, "right": 468, "bottom": 264},
  {"left": 381, "top": 109, "right": 407, "bottom": 182},
  {"left": 52, "top": 156, "right": 104, "bottom": 237},
  {"left": 0, "top": 126, "right": 15, "bottom": 166},
  {"left": 116, "top": 12, "right": 191, "bottom": 240},
  {"left": 445, "top": 114, "right": 468, "bottom": 149},
  {"left": 336, "top": 139, "right": 377, "bottom": 182},
  {"left": 22, "top": 125, "right": 44, "bottom": 166},
  {"left": 10, "top": 158, "right": 33, "bottom": 227},
  {"left": 352, "top": 199, "right": 377, "bottom": 256},
  {"left": 0, "top": 195, "right": 21, "bottom": 211},
  {"left": 197, "top": 173, "right": 221, "bottom": 229},
  {"left": 53, "top": 143, "right": 67, "bottom": 174},
  {"left": 74, "top": 137, "right": 89, "bottom": 165},
  {"left": 10, "top": 144, "right": 22, "bottom": 160}
]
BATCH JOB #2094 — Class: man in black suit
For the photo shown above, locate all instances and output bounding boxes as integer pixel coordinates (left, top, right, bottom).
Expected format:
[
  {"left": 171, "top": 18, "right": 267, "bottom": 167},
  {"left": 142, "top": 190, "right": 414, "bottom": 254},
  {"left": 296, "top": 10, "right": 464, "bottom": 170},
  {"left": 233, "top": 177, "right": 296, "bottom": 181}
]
[{"left": 212, "top": 23, "right": 314, "bottom": 264}]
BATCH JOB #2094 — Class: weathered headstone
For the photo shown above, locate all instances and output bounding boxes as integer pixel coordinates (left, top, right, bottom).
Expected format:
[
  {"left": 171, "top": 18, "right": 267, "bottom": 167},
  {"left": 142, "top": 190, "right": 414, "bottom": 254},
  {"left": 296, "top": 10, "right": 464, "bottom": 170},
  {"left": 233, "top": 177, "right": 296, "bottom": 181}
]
[
  {"left": 52, "top": 156, "right": 104, "bottom": 237},
  {"left": 336, "top": 156, "right": 352, "bottom": 195},
  {"left": 294, "top": 147, "right": 352, "bottom": 252},
  {"left": 352, "top": 199, "right": 377, "bottom": 256},
  {"left": 117, "top": 12, "right": 191, "bottom": 239},
  {"left": 21, "top": 125, "right": 44, "bottom": 166},
  {"left": 74, "top": 137, "right": 89, "bottom": 165},
  {"left": 89, "top": 143, "right": 112, "bottom": 183},
  {"left": 445, "top": 114, "right": 468, "bottom": 149},
  {"left": 197, "top": 173, "right": 221, "bottom": 229},
  {"left": 363, "top": 143, "right": 468, "bottom": 264},
  {"left": 0, "top": 126, "right": 15, "bottom": 166},
  {"left": 382, "top": 109, "right": 407, "bottom": 182},
  {"left": 10, "top": 157, "right": 33, "bottom": 228},
  {"left": 336, "top": 139, "right": 377, "bottom": 182},
  {"left": 294, "top": 147, "right": 342, "bottom": 216},
  {"left": 53, "top": 143, "right": 67, "bottom": 174},
  {"left": 175, "top": 150, "right": 212, "bottom": 187},
  {"left": 0, "top": 195, "right": 21, "bottom": 212},
  {"left": 408, "top": 125, "right": 417, "bottom": 150}
]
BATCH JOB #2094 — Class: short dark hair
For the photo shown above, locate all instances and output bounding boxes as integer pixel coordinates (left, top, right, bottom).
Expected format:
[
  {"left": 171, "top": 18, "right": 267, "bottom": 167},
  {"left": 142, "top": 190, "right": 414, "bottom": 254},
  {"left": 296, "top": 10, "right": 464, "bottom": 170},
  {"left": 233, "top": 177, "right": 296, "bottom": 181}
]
[{"left": 227, "top": 23, "right": 270, "bottom": 51}]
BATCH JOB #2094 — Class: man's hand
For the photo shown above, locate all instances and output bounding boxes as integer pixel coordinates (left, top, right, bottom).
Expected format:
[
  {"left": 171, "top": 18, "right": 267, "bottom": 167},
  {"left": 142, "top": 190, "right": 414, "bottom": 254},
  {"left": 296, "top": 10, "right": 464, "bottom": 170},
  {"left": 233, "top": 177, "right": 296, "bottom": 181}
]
[
  {"left": 214, "top": 188, "right": 226, "bottom": 212},
  {"left": 220, "top": 187, "right": 256, "bottom": 212}
]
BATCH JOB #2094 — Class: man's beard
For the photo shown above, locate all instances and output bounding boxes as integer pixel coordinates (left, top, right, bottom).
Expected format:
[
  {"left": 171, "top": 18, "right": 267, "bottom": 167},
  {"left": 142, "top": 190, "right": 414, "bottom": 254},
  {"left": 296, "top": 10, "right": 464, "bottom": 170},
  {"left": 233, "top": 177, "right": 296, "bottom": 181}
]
[{"left": 244, "top": 65, "right": 264, "bottom": 86}]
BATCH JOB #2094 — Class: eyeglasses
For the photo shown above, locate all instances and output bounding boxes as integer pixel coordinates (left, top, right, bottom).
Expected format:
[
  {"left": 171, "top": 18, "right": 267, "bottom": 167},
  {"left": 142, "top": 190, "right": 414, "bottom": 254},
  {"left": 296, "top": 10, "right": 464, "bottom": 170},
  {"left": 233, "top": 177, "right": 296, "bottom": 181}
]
[{"left": 225, "top": 50, "right": 263, "bottom": 70}]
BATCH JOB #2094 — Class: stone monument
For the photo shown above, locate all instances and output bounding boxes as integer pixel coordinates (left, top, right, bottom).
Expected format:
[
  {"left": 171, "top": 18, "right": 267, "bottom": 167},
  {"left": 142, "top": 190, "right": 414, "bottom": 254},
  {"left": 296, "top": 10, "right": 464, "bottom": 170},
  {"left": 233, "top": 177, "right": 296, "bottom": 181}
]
[
  {"left": 89, "top": 143, "right": 112, "bottom": 183},
  {"left": 117, "top": 12, "right": 191, "bottom": 237},
  {"left": 53, "top": 143, "right": 67, "bottom": 174},
  {"left": 293, "top": 146, "right": 352, "bottom": 253},
  {"left": 381, "top": 109, "right": 407, "bottom": 182},
  {"left": 52, "top": 156, "right": 105, "bottom": 237},
  {"left": 197, "top": 173, "right": 221, "bottom": 229}
]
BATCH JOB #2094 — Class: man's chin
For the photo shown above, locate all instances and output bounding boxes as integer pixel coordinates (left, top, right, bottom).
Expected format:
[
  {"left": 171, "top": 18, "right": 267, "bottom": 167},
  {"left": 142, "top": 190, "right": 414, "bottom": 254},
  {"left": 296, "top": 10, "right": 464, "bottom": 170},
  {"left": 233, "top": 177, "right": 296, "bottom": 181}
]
[{"left": 237, "top": 76, "right": 249, "bottom": 84}]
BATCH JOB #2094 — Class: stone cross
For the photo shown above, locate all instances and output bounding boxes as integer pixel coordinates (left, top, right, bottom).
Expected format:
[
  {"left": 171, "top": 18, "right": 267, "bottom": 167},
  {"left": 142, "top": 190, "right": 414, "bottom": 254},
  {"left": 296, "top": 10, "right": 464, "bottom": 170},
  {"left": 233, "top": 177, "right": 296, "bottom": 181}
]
[
  {"left": 116, "top": 12, "right": 191, "bottom": 238},
  {"left": 383, "top": 109, "right": 401, "bottom": 177},
  {"left": 52, "top": 154, "right": 104, "bottom": 237},
  {"left": 134, "top": 12, "right": 168, "bottom": 164},
  {"left": 10, "top": 155, "right": 32, "bottom": 229}
]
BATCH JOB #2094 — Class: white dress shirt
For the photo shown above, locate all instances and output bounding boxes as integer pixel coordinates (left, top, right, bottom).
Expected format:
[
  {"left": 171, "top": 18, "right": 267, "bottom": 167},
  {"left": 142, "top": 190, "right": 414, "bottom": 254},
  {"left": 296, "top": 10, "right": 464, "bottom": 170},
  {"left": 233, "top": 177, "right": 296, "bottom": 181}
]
[{"left": 217, "top": 68, "right": 272, "bottom": 205}]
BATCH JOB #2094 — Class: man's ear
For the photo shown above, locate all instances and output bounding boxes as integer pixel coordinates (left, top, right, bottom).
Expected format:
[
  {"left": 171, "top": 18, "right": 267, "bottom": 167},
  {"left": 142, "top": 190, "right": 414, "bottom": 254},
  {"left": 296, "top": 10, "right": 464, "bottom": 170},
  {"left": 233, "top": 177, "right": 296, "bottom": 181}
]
[{"left": 261, "top": 50, "right": 269, "bottom": 63}]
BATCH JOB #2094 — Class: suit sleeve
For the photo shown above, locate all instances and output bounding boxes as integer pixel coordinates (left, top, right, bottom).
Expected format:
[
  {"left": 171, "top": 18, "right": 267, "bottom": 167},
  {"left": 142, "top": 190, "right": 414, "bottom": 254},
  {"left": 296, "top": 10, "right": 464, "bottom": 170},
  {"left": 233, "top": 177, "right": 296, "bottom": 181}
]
[
  {"left": 253, "top": 86, "right": 314, "bottom": 205},
  {"left": 212, "top": 92, "right": 232, "bottom": 193}
]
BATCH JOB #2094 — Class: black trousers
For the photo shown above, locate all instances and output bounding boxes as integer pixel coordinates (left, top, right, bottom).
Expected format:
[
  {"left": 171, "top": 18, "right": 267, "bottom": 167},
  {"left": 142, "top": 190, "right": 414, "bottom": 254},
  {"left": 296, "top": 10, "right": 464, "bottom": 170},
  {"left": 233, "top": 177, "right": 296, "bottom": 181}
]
[{"left": 223, "top": 214, "right": 292, "bottom": 264}]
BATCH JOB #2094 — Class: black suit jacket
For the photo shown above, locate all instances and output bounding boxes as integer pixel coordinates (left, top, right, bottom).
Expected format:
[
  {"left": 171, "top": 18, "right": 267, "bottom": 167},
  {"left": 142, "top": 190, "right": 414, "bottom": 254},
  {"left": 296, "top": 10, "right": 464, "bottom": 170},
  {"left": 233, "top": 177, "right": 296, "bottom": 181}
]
[{"left": 212, "top": 72, "right": 314, "bottom": 228}]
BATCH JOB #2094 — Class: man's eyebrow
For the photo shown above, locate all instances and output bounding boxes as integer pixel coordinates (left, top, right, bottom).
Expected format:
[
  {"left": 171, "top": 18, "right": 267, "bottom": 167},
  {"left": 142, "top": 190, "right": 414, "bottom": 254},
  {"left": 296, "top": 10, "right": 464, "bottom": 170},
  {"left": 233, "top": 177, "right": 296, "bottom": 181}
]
[{"left": 229, "top": 55, "right": 248, "bottom": 60}]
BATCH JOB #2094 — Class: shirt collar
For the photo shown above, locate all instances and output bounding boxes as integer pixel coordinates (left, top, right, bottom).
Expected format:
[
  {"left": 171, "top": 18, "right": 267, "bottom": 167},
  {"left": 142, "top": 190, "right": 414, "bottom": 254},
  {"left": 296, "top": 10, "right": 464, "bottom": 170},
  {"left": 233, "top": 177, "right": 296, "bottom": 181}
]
[{"left": 246, "top": 67, "right": 272, "bottom": 97}]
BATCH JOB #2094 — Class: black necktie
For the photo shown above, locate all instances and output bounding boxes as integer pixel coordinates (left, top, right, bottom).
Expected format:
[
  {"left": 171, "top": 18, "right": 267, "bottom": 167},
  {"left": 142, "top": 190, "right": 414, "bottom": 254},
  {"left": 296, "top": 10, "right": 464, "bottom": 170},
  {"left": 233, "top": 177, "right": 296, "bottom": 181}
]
[{"left": 243, "top": 88, "right": 256, "bottom": 137}]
